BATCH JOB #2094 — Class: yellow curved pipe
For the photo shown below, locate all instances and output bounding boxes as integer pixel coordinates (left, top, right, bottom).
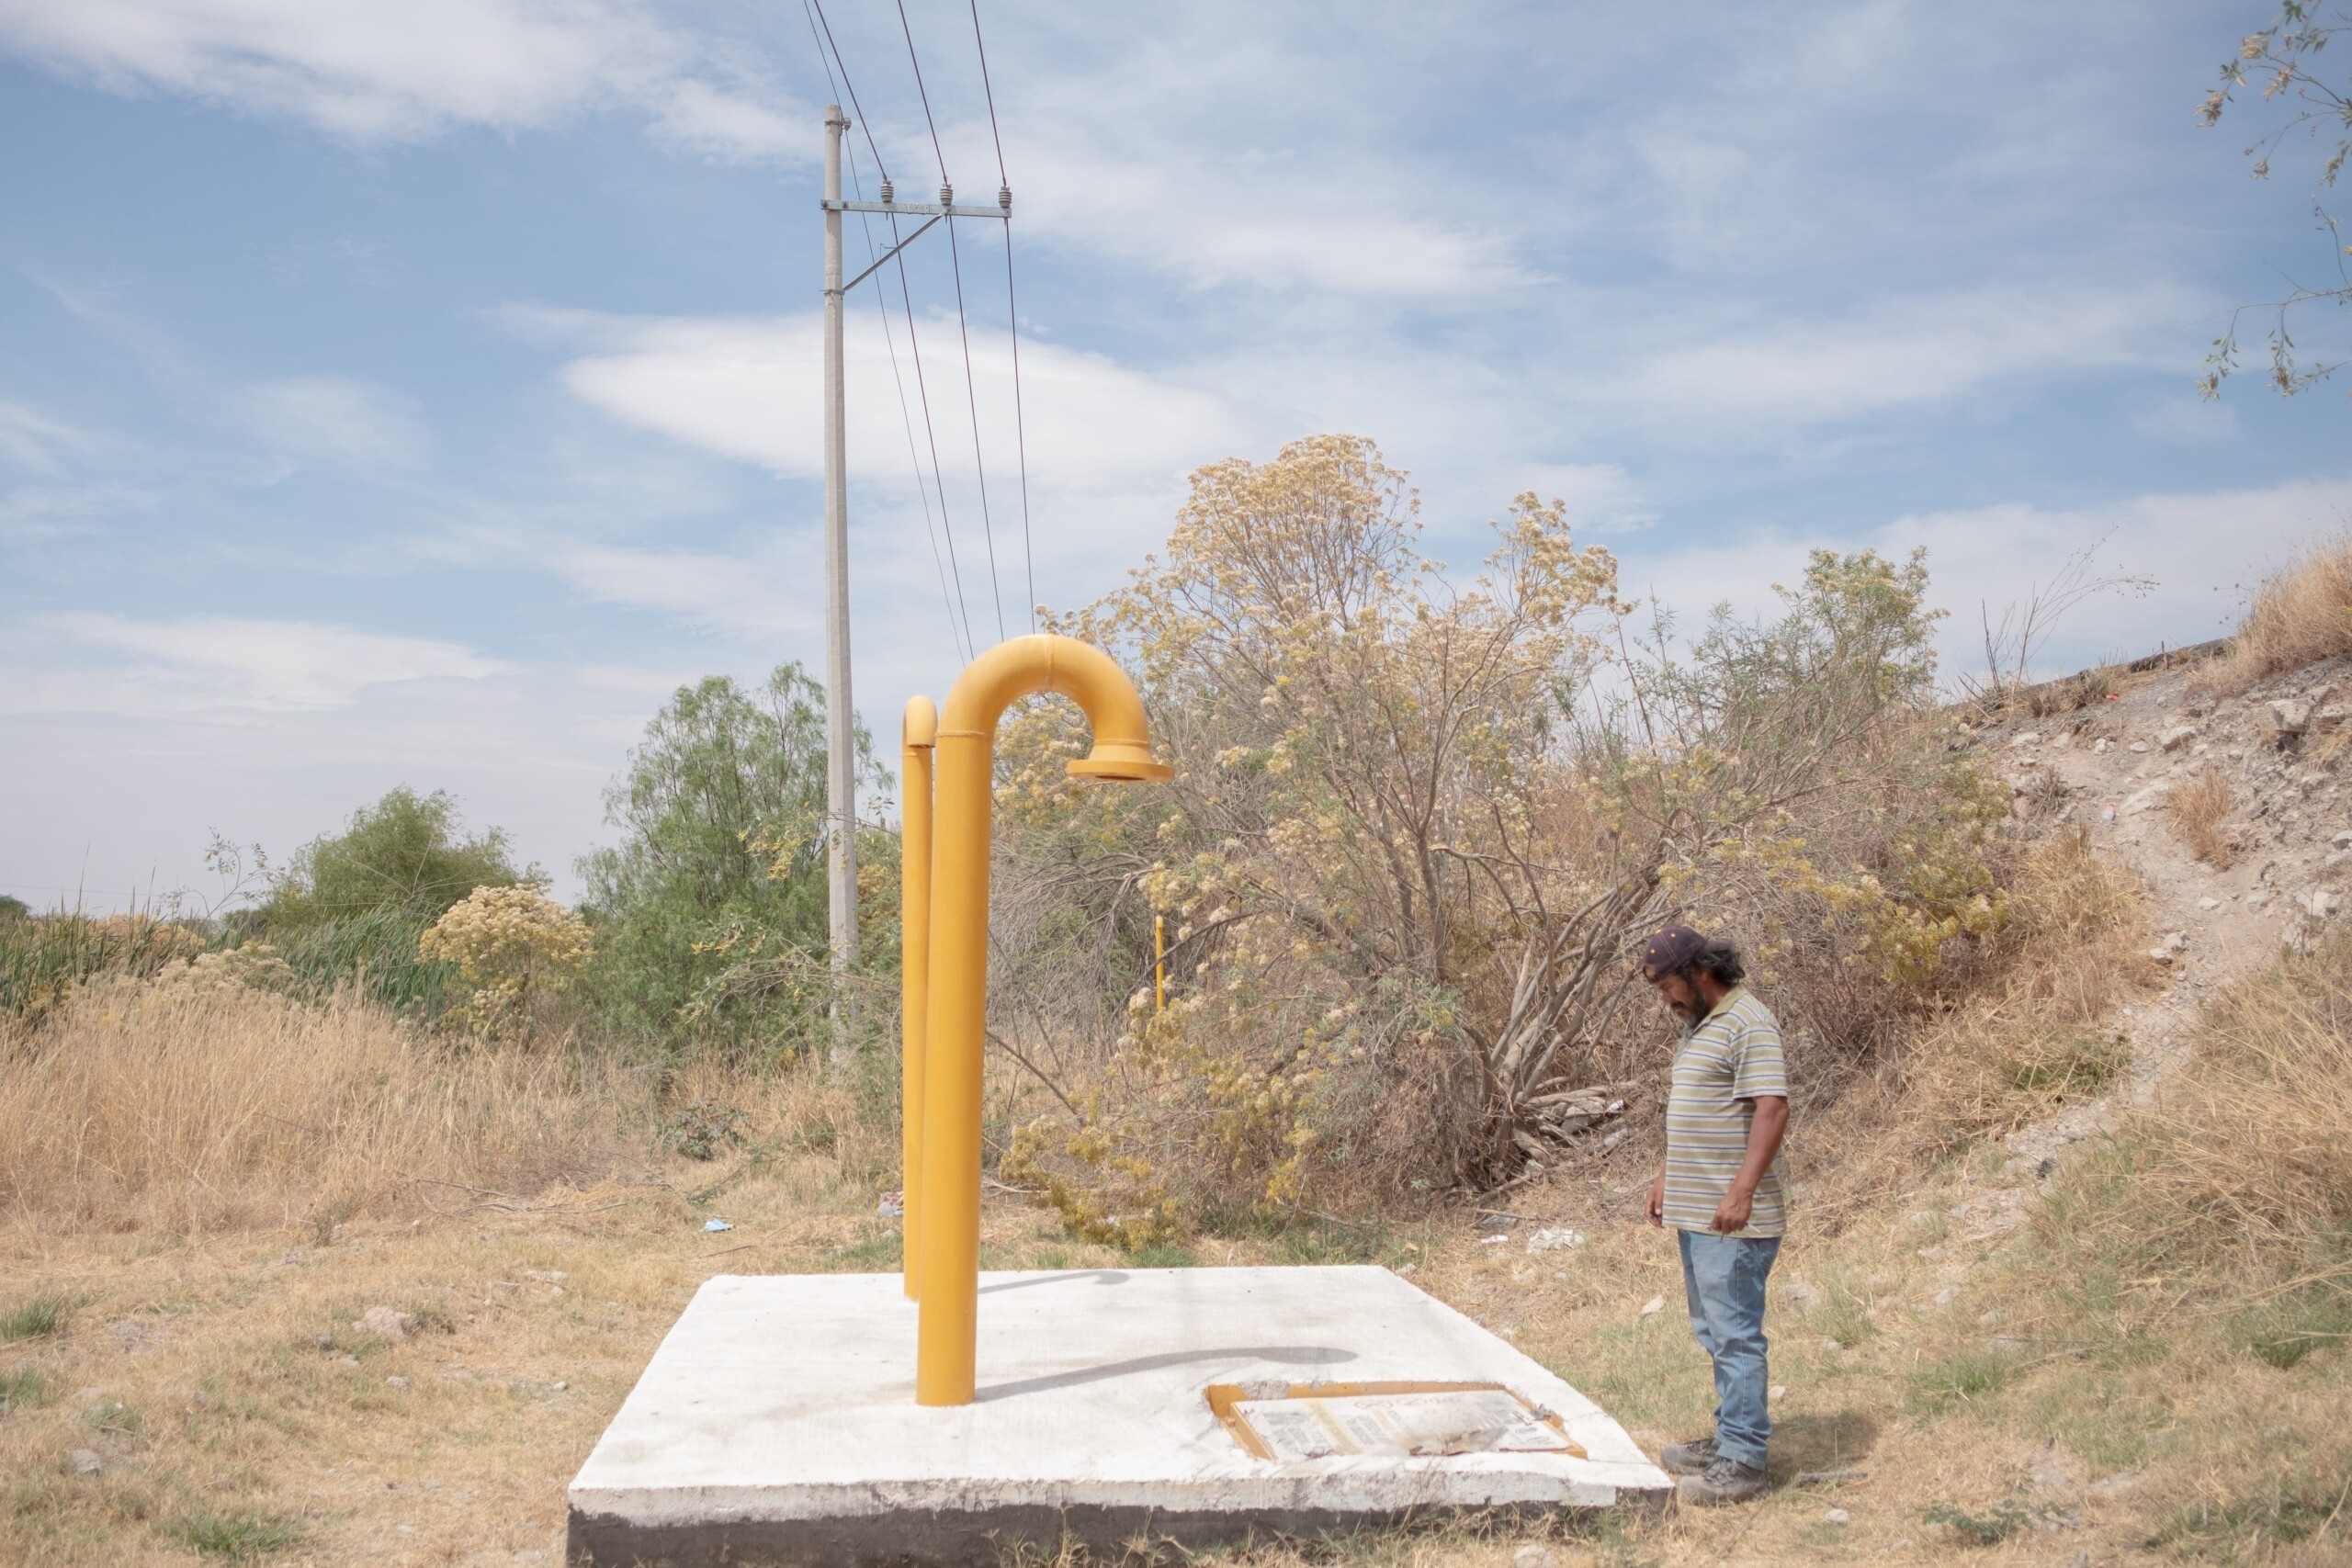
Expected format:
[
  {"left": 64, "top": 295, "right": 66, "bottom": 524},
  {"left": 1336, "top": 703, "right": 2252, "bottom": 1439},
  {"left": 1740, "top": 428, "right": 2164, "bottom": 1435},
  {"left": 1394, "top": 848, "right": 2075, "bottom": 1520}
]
[
  {"left": 916, "top": 636, "right": 1170, "bottom": 1405},
  {"left": 899, "top": 695, "right": 936, "bottom": 1302}
]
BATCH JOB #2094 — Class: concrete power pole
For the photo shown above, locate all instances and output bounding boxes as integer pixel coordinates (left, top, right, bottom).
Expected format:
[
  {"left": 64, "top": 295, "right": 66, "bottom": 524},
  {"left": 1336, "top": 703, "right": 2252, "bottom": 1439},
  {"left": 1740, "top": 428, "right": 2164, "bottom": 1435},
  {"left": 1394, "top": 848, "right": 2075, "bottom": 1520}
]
[
  {"left": 816, "top": 105, "right": 1012, "bottom": 1055},
  {"left": 821, "top": 103, "right": 858, "bottom": 1038}
]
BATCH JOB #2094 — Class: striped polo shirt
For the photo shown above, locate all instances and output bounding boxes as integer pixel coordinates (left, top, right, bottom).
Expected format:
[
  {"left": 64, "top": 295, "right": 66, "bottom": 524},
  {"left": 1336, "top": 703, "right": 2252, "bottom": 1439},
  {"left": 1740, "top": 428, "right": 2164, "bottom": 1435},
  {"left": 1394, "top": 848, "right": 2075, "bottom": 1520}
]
[{"left": 1664, "top": 986, "right": 1791, "bottom": 1236}]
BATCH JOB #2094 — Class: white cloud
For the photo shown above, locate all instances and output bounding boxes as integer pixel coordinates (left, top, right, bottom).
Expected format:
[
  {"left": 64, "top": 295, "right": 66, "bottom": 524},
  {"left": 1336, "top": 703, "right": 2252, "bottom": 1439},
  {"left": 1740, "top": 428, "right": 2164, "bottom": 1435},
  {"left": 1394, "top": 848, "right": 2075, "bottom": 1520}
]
[
  {"left": 525, "top": 305, "right": 1250, "bottom": 494},
  {"left": 4, "top": 614, "right": 503, "bottom": 716},
  {"left": 1620, "top": 478, "right": 2352, "bottom": 687},
  {"left": 0, "top": 0, "right": 809, "bottom": 160},
  {"left": 0, "top": 399, "right": 88, "bottom": 473},
  {"left": 244, "top": 375, "right": 428, "bottom": 468},
  {"left": 1613, "top": 285, "right": 2192, "bottom": 433}
]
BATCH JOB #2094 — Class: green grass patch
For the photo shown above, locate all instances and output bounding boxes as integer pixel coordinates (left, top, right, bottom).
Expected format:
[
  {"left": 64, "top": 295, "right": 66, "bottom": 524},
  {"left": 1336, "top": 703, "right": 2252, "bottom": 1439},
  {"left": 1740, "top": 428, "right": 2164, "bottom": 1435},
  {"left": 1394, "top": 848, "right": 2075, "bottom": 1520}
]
[
  {"left": 828, "top": 1231, "right": 903, "bottom": 1270},
  {"left": 2228, "top": 1281, "right": 2352, "bottom": 1371},
  {"left": 1924, "top": 1502, "right": 2029, "bottom": 1546},
  {"left": 1998, "top": 1030, "right": 2126, "bottom": 1095},
  {"left": 1124, "top": 1243, "right": 1197, "bottom": 1269},
  {"left": 0, "top": 1365, "right": 51, "bottom": 1411},
  {"left": 2148, "top": 1466, "right": 2352, "bottom": 1554},
  {"left": 181, "top": 1511, "right": 302, "bottom": 1560},
  {"left": 0, "top": 1292, "right": 75, "bottom": 1343},
  {"left": 1910, "top": 1347, "right": 2015, "bottom": 1410}
]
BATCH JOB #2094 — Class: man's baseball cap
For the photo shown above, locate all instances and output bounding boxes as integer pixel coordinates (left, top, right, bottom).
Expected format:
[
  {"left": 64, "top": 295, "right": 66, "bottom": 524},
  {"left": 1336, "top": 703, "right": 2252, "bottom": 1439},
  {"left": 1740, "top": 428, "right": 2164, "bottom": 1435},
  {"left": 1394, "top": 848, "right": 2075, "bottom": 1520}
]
[{"left": 1641, "top": 923, "right": 1705, "bottom": 979}]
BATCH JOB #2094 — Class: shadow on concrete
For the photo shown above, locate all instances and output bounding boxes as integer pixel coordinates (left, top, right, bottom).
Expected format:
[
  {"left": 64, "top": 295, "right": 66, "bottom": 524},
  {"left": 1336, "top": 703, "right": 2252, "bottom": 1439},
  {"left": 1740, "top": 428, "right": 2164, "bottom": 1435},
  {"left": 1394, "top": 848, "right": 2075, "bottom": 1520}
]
[
  {"left": 978, "top": 1270, "right": 1132, "bottom": 1294},
  {"left": 978, "top": 1345, "right": 1357, "bottom": 1403},
  {"left": 1767, "top": 1408, "right": 1883, "bottom": 1483}
]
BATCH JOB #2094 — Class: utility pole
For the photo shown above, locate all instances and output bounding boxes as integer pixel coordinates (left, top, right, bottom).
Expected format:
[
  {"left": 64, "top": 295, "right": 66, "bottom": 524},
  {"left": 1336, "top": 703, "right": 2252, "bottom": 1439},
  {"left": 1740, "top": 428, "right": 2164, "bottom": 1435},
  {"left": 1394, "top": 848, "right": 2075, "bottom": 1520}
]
[
  {"left": 821, "top": 103, "right": 856, "bottom": 1036},
  {"left": 816, "top": 104, "right": 1012, "bottom": 1050}
]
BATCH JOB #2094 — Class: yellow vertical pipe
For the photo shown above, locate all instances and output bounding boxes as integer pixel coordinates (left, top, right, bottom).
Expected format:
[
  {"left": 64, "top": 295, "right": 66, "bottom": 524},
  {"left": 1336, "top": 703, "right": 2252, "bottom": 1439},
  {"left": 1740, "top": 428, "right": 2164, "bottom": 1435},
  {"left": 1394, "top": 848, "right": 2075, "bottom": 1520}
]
[
  {"left": 899, "top": 697, "right": 936, "bottom": 1301},
  {"left": 1155, "top": 915, "right": 1166, "bottom": 1013},
  {"left": 915, "top": 636, "right": 1170, "bottom": 1405}
]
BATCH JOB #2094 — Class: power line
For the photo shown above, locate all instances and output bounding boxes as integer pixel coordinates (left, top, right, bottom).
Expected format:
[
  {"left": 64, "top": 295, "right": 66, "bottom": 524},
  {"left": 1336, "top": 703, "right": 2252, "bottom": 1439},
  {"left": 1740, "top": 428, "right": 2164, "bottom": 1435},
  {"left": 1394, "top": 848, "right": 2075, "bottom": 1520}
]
[
  {"left": 806, "top": 0, "right": 888, "bottom": 180},
  {"left": 894, "top": 0, "right": 1005, "bottom": 642},
  {"left": 965, "top": 0, "right": 1035, "bottom": 632},
  {"left": 848, "top": 142, "right": 974, "bottom": 663},
  {"left": 799, "top": 0, "right": 973, "bottom": 661},
  {"left": 1001, "top": 225, "right": 1035, "bottom": 634}
]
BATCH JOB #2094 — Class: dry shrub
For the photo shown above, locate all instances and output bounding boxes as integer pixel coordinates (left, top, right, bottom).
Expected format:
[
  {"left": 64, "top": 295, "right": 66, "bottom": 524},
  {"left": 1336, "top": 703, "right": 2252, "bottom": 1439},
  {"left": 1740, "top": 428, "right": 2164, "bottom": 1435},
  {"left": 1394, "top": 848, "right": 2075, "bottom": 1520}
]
[
  {"left": 0, "top": 980, "right": 627, "bottom": 1235},
  {"left": 2165, "top": 766, "right": 2237, "bottom": 867},
  {"left": 2224, "top": 532, "right": 2352, "bottom": 682},
  {"left": 1898, "top": 828, "right": 2149, "bottom": 1150}
]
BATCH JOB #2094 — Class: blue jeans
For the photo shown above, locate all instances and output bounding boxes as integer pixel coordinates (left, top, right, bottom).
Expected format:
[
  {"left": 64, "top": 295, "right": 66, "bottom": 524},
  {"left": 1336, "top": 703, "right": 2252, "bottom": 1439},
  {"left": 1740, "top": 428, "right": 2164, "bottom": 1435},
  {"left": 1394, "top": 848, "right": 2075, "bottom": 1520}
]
[{"left": 1676, "top": 1228, "right": 1781, "bottom": 1469}]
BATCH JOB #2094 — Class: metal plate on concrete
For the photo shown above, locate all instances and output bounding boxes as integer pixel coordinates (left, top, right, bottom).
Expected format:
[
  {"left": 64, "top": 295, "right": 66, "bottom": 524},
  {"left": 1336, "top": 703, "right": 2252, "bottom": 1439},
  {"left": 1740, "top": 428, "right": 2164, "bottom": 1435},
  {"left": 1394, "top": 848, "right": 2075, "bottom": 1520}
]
[
  {"left": 1221, "top": 1384, "right": 1583, "bottom": 1462},
  {"left": 568, "top": 1265, "right": 1669, "bottom": 1566}
]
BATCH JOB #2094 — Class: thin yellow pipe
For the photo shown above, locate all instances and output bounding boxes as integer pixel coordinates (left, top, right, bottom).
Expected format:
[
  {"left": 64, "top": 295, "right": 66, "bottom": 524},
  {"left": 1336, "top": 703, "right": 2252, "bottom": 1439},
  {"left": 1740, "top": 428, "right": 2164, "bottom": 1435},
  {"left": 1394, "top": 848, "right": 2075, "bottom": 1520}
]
[
  {"left": 899, "top": 695, "right": 936, "bottom": 1302},
  {"left": 915, "top": 635, "right": 1170, "bottom": 1406}
]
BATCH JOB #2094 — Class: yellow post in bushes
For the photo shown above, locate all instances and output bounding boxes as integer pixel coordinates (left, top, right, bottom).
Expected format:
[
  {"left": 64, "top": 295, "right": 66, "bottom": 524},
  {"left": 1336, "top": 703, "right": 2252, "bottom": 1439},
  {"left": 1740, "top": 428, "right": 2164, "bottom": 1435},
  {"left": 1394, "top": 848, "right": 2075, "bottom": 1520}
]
[
  {"left": 916, "top": 636, "right": 1170, "bottom": 1406},
  {"left": 899, "top": 696, "right": 937, "bottom": 1302}
]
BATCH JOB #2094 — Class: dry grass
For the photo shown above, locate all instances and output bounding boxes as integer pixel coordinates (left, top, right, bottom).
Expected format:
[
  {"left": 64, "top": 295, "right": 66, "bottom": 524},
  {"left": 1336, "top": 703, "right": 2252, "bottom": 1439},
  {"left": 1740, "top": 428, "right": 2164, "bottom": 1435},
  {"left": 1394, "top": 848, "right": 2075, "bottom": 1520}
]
[
  {"left": 0, "top": 981, "right": 632, "bottom": 1238},
  {"left": 2223, "top": 532, "right": 2352, "bottom": 682},
  {"left": 2165, "top": 765, "right": 2239, "bottom": 868},
  {"left": 1894, "top": 829, "right": 2150, "bottom": 1154}
]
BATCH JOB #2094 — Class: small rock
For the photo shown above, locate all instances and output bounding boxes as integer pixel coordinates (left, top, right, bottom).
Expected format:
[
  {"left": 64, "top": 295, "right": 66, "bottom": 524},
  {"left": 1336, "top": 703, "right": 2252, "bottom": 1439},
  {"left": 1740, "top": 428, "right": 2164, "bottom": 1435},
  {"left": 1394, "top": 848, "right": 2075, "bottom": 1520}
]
[
  {"left": 2036, "top": 1156, "right": 2057, "bottom": 1179},
  {"left": 1525, "top": 1226, "right": 1585, "bottom": 1253},
  {"left": 2148, "top": 947, "right": 2175, "bottom": 965},
  {"left": 2332, "top": 831, "right": 2352, "bottom": 851},
  {"left": 66, "top": 1448, "right": 103, "bottom": 1476},
  {"left": 2162, "top": 930, "right": 2189, "bottom": 951},
  {"left": 2198, "top": 896, "right": 2222, "bottom": 910},
  {"left": 1638, "top": 1295, "right": 1666, "bottom": 1318},
  {"left": 552, "top": 1380, "right": 568, "bottom": 1391},
  {"left": 1396, "top": 1262, "right": 1417, "bottom": 1275},
  {"left": 2157, "top": 724, "right": 2199, "bottom": 751},
  {"left": 2127, "top": 739, "right": 2149, "bottom": 753},
  {"left": 2092, "top": 737, "right": 2112, "bottom": 754},
  {"left": 1824, "top": 1507, "right": 1851, "bottom": 1526},
  {"left": 1933, "top": 1288, "right": 1955, "bottom": 1306},
  {"left": 875, "top": 1190, "right": 905, "bottom": 1219},
  {"left": 1769, "top": 1383, "right": 1788, "bottom": 1402},
  {"left": 1512, "top": 1545, "right": 1556, "bottom": 1568},
  {"left": 2304, "top": 887, "right": 2342, "bottom": 919},
  {"left": 2312, "top": 704, "right": 2348, "bottom": 733},
  {"left": 352, "top": 1306, "right": 412, "bottom": 1340},
  {"left": 385, "top": 1376, "right": 410, "bottom": 1391},
  {"left": 1822, "top": 1338, "right": 1845, "bottom": 1352},
  {"left": 2009, "top": 731, "right": 2042, "bottom": 749},
  {"left": 2269, "top": 698, "right": 2313, "bottom": 736},
  {"left": 2120, "top": 781, "right": 2170, "bottom": 815}
]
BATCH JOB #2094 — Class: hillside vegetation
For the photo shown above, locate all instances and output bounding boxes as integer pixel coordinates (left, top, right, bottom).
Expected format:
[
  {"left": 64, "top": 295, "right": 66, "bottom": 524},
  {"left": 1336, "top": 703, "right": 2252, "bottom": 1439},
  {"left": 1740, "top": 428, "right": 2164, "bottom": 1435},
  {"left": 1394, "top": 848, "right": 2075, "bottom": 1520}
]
[{"left": 0, "top": 463, "right": 2347, "bottom": 1565}]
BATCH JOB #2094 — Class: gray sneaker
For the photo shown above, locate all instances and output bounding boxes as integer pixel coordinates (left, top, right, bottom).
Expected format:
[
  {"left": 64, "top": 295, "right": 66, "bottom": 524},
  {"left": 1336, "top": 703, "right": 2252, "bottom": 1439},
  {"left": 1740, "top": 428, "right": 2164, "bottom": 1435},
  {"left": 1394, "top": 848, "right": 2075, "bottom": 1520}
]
[
  {"left": 1657, "top": 1434, "right": 1718, "bottom": 1475},
  {"left": 1678, "top": 1455, "right": 1768, "bottom": 1506}
]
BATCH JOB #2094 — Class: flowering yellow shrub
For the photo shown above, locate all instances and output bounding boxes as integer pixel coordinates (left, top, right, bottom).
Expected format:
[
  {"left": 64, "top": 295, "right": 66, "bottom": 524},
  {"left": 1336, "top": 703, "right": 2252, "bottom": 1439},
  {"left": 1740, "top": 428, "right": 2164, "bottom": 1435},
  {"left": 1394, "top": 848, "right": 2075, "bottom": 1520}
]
[{"left": 418, "top": 886, "right": 591, "bottom": 1040}]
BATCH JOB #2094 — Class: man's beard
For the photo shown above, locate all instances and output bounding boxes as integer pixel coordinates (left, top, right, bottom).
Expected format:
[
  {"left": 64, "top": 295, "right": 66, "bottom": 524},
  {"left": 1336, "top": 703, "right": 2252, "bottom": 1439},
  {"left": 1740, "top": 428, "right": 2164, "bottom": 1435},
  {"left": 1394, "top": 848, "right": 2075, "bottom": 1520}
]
[{"left": 1667, "top": 991, "right": 1702, "bottom": 1021}]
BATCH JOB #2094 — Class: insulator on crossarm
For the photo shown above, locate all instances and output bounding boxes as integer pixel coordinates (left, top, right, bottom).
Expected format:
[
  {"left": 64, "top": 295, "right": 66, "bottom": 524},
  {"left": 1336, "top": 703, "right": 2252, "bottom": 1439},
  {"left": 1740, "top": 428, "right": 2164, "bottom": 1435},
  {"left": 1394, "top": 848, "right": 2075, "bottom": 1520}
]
[
  {"left": 939, "top": 183, "right": 953, "bottom": 207},
  {"left": 998, "top": 185, "right": 1011, "bottom": 210},
  {"left": 878, "top": 179, "right": 893, "bottom": 204}
]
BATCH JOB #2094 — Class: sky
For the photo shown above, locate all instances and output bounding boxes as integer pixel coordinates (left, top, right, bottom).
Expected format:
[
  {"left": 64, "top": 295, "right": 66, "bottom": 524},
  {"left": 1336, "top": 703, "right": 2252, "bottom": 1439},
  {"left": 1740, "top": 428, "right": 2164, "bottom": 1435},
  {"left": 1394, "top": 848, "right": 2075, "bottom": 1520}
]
[{"left": 2, "top": 0, "right": 2347, "bottom": 911}]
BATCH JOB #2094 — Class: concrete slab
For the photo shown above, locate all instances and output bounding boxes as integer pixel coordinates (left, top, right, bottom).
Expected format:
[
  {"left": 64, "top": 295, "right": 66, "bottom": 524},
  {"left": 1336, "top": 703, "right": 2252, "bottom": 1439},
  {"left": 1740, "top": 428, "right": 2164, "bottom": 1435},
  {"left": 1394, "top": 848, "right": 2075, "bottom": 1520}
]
[{"left": 569, "top": 1265, "right": 1670, "bottom": 1566}]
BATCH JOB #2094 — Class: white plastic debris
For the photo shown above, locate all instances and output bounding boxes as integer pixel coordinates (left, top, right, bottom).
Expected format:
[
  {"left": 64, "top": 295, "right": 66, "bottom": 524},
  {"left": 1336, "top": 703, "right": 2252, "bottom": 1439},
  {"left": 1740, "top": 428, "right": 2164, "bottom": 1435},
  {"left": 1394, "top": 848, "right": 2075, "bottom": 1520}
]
[
  {"left": 1524, "top": 1227, "right": 1586, "bottom": 1254},
  {"left": 703, "top": 1218, "right": 734, "bottom": 1233}
]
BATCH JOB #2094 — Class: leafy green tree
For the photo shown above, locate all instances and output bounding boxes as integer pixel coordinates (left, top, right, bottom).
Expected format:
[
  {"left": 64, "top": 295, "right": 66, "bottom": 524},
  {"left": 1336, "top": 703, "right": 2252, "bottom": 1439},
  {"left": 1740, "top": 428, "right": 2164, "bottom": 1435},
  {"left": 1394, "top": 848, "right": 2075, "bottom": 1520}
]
[
  {"left": 260, "top": 787, "right": 523, "bottom": 930},
  {"left": 0, "top": 895, "right": 28, "bottom": 921},
  {"left": 578, "top": 663, "right": 887, "bottom": 1055}
]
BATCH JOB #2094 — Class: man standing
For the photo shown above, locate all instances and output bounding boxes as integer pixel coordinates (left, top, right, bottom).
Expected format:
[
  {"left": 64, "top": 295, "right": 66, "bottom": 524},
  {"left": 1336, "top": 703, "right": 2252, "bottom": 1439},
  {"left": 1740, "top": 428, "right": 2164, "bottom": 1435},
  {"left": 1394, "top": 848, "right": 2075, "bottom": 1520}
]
[{"left": 1640, "top": 924, "right": 1790, "bottom": 1506}]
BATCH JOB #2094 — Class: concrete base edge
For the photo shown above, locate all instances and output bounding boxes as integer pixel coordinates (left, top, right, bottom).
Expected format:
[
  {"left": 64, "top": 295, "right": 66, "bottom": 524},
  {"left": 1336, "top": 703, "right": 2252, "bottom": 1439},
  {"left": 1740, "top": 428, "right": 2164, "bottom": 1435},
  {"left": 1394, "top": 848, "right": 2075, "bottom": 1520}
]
[{"left": 567, "top": 1496, "right": 1668, "bottom": 1566}]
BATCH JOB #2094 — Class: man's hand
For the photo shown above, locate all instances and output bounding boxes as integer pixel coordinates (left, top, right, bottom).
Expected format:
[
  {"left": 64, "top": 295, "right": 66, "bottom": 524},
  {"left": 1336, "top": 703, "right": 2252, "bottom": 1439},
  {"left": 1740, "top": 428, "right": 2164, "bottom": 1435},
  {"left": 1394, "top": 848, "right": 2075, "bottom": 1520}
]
[
  {"left": 1646, "top": 1168, "right": 1667, "bottom": 1227},
  {"left": 1711, "top": 1189, "right": 1752, "bottom": 1234}
]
